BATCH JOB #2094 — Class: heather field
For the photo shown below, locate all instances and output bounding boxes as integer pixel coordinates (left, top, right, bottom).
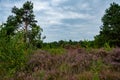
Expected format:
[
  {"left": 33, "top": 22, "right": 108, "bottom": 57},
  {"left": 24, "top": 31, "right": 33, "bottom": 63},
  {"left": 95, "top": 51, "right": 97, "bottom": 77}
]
[
  {"left": 5, "top": 47, "right": 119, "bottom": 80},
  {"left": 1, "top": 1, "right": 120, "bottom": 80}
]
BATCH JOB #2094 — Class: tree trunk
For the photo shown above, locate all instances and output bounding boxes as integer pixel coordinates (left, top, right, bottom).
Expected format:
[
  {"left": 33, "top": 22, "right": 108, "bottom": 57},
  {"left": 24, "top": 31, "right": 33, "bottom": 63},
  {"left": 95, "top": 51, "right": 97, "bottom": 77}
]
[{"left": 25, "top": 21, "right": 28, "bottom": 43}]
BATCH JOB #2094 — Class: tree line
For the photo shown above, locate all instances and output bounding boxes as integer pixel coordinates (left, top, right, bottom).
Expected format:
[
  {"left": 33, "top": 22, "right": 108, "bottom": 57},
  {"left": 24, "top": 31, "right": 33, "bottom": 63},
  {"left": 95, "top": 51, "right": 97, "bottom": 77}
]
[{"left": 0, "top": 1, "right": 120, "bottom": 48}]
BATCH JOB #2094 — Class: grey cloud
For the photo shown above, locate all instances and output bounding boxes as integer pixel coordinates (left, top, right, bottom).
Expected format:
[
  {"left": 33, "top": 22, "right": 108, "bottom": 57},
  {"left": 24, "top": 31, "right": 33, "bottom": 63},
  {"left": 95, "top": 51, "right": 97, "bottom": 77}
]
[{"left": 0, "top": 0, "right": 120, "bottom": 42}]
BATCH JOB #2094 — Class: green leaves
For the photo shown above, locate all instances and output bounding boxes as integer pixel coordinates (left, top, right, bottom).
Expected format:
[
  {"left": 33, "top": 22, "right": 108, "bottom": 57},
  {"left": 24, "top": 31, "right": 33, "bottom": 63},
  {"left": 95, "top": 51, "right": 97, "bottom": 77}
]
[
  {"left": 95, "top": 2, "right": 120, "bottom": 47},
  {"left": 0, "top": 32, "right": 32, "bottom": 79},
  {"left": 23, "top": 1, "right": 33, "bottom": 10}
]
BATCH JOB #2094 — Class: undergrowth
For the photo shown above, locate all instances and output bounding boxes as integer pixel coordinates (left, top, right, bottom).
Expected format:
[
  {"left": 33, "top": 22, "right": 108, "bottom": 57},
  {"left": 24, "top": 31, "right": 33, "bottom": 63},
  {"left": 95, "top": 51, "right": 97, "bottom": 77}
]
[
  {"left": 42, "top": 48, "right": 66, "bottom": 55},
  {"left": 11, "top": 48, "right": 120, "bottom": 80},
  {"left": 0, "top": 33, "right": 33, "bottom": 80}
]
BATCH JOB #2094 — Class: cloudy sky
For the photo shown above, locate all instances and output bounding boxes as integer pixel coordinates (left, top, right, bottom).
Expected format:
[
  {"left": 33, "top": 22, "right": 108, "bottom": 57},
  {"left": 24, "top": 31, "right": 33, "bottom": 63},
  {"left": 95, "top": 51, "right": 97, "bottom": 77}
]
[{"left": 0, "top": 0, "right": 120, "bottom": 42}]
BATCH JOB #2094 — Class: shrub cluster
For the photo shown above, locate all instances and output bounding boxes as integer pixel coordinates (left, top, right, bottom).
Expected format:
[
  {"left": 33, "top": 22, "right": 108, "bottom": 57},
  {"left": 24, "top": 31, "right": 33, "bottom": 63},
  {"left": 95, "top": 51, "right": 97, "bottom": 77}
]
[{"left": 12, "top": 48, "right": 120, "bottom": 80}]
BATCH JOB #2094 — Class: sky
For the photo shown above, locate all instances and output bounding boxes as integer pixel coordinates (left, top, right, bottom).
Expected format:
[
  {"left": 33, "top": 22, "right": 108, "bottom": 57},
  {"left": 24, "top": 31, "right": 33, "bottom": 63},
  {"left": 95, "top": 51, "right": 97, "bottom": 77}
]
[{"left": 0, "top": 0, "right": 120, "bottom": 42}]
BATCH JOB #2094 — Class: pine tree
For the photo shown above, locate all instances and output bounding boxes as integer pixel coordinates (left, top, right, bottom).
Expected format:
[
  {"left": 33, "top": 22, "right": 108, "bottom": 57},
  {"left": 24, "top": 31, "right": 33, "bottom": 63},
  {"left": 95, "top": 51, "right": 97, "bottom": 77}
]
[{"left": 2, "top": 1, "right": 42, "bottom": 45}]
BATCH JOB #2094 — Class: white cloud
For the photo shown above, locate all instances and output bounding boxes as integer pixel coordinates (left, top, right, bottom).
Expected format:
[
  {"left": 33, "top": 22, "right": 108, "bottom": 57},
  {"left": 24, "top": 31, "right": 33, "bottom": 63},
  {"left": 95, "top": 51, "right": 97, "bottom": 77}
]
[
  {"left": 64, "top": 11, "right": 93, "bottom": 19},
  {"left": 1, "top": 0, "right": 120, "bottom": 42},
  {"left": 76, "top": 2, "right": 92, "bottom": 10},
  {"left": 33, "top": 1, "right": 50, "bottom": 11},
  {"left": 51, "top": 0, "right": 68, "bottom": 6}
]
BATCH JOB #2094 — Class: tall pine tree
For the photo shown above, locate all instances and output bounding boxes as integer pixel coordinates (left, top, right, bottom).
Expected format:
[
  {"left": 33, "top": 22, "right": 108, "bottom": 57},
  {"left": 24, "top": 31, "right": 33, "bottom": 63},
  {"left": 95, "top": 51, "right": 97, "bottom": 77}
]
[{"left": 2, "top": 1, "right": 42, "bottom": 46}]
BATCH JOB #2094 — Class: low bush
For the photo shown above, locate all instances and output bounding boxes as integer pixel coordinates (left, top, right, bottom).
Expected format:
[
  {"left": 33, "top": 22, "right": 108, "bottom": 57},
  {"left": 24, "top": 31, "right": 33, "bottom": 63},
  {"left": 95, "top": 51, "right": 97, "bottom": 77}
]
[
  {"left": 42, "top": 48, "right": 66, "bottom": 55},
  {"left": 0, "top": 33, "right": 32, "bottom": 79}
]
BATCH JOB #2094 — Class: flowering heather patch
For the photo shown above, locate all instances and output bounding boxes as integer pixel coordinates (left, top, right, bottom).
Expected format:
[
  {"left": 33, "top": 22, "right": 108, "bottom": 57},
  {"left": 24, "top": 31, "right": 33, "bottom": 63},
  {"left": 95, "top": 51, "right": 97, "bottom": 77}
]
[{"left": 12, "top": 48, "right": 120, "bottom": 80}]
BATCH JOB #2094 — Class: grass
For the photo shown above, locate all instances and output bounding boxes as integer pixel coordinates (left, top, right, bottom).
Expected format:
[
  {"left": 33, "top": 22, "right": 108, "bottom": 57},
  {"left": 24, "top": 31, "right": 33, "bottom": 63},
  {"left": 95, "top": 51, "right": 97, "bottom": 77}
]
[{"left": 42, "top": 48, "right": 66, "bottom": 55}]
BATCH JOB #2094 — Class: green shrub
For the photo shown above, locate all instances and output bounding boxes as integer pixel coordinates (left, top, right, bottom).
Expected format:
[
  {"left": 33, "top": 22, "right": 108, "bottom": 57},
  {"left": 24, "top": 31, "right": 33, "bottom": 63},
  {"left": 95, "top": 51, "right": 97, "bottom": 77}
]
[
  {"left": 104, "top": 42, "right": 112, "bottom": 51},
  {"left": 0, "top": 33, "right": 32, "bottom": 79},
  {"left": 90, "top": 59, "right": 104, "bottom": 80},
  {"left": 43, "top": 48, "right": 66, "bottom": 55},
  {"left": 32, "top": 70, "right": 45, "bottom": 80},
  {"left": 59, "top": 63, "right": 71, "bottom": 73},
  {"left": 77, "top": 71, "right": 93, "bottom": 80}
]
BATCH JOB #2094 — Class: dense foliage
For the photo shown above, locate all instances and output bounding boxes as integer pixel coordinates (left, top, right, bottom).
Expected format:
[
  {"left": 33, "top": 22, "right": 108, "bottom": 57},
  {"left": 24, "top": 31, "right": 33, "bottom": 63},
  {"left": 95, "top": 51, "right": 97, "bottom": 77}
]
[
  {"left": 42, "top": 40, "right": 94, "bottom": 49},
  {"left": 0, "top": 32, "right": 32, "bottom": 79},
  {"left": 95, "top": 2, "right": 120, "bottom": 47}
]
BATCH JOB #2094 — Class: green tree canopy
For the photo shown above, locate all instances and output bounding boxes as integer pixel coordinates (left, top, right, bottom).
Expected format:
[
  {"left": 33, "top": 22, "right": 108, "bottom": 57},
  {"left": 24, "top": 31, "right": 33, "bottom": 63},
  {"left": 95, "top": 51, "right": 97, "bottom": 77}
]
[
  {"left": 95, "top": 2, "right": 120, "bottom": 47},
  {"left": 0, "top": 1, "right": 42, "bottom": 46}
]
